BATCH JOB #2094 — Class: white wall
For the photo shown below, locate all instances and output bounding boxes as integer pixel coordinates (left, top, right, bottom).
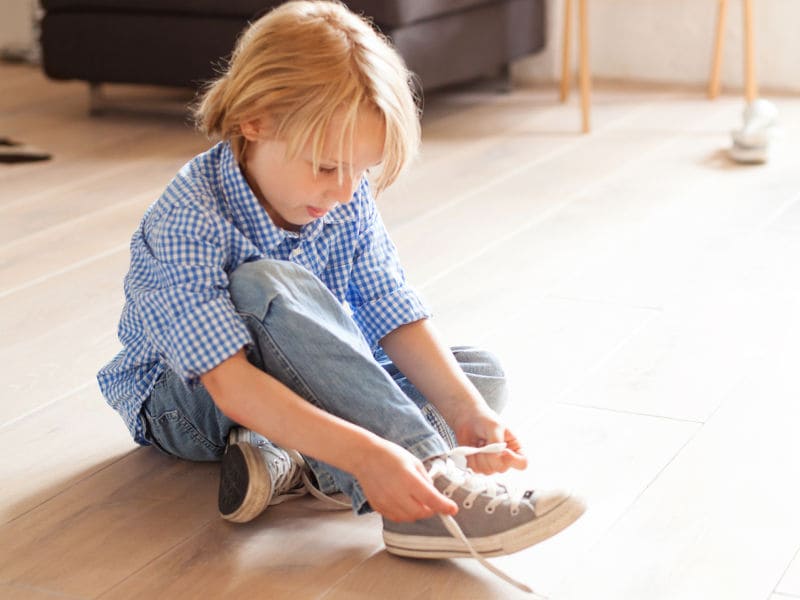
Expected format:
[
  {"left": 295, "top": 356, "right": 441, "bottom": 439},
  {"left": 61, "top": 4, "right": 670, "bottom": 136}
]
[
  {"left": 515, "top": 0, "right": 800, "bottom": 93},
  {"left": 0, "top": 0, "right": 38, "bottom": 59}
]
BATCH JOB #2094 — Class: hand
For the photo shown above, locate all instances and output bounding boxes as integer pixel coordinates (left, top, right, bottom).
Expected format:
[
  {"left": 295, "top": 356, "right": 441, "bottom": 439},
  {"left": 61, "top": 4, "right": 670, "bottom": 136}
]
[
  {"left": 451, "top": 408, "right": 528, "bottom": 474},
  {"left": 352, "top": 439, "right": 458, "bottom": 523}
]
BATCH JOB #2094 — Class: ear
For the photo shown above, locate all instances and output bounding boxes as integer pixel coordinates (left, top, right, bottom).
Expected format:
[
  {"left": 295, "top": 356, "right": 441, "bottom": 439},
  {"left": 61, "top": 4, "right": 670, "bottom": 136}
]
[{"left": 240, "top": 119, "right": 263, "bottom": 142}]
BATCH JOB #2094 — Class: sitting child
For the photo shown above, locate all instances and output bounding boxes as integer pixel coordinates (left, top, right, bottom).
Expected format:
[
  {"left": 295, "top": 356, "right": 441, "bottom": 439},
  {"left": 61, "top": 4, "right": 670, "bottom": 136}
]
[{"left": 97, "top": 0, "right": 584, "bottom": 591}]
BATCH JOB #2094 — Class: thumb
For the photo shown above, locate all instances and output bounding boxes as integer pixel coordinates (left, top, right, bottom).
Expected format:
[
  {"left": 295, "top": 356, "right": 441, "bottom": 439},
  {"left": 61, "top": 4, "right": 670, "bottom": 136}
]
[
  {"left": 503, "top": 448, "right": 528, "bottom": 470},
  {"left": 478, "top": 423, "right": 506, "bottom": 447}
]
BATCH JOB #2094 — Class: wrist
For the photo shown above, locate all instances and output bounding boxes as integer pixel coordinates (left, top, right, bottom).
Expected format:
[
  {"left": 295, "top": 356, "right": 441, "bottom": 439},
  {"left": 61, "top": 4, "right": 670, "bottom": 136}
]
[
  {"left": 447, "top": 400, "right": 495, "bottom": 430},
  {"left": 437, "top": 393, "right": 489, "bottom": 429},
  {"left": 335, "top": 427, "right": 387, "bottom": 476}
]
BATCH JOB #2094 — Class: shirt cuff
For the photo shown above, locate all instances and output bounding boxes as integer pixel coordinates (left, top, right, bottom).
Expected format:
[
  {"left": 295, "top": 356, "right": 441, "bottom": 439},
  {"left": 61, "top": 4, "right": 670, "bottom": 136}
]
[
  {"left": 352, "top": 286, "right": 432, "bottom": 350},
  {"left": 161, "top": 295, "right": 253, "bottom": 386}
]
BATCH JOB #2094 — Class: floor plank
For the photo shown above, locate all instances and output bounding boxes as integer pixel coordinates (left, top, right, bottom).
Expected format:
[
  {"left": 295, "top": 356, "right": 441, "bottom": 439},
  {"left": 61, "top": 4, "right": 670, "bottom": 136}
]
[
  {"left": 777, "top": 548, "right": 800, "bottom": 596},
  {"left": 0, "top": 252, "right": 127, "bottom": 425},
  {"left": 0, "top": 449, "right": 219, "bottom": 597},
  {"left": 480, "top": 297, "right": 658, "bottom": 419},
  {"left": 0, "top": 386, "right": 135, "bottom": 524},
  {"left": 322, "top": 551, "right": 533, "bottom": 600},
  {"left": 552, "top": 363, "right": 800, "bottom": 600},
  {"left": 98, "top": 505, "right": 383, "bottom": 600},
  {"left": 0, "top": 193, "right": 152, "bottom": 295},
  {"left": 0, "top": 130, "right": 206, "bottom": 243},
  {"left": 0, "top": 582, "right": 85, "bottom": 600},
  {"left": 391, "top": 98, "right": 741, "bottom": 290},
  {"left": 378, "top": 87, "right": 667, "bottom": 228}
]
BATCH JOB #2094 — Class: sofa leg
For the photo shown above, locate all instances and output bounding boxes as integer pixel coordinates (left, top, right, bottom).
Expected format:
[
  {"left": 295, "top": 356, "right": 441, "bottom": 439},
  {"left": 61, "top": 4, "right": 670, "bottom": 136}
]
[
  {"left": 487, "top": 64, "right": 513, "bottom": 94},
  {"left": 88, "top": 83, "right": 105, "bottom": 116},
  {"left": 498, "top": 64, "right": 513, "bottom": 93}
]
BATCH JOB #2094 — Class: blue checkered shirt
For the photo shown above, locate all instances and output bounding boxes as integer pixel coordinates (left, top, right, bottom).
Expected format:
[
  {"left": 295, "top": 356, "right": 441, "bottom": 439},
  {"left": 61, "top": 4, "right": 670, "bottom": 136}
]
[{"left": 97, "top": 141, "right": 430, "bottom": 443}]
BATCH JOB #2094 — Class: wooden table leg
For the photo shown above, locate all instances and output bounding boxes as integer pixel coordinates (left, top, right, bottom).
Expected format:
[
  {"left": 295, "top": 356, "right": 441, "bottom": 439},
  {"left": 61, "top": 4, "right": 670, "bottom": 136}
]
[
  {"left": 578, "top": 0, "right": 591, "bottom": 133},
  {"left": 560, "top": 0, "right": 573, "bottom": 102},
  {"left": 743, "top": 0, "right": 758, "bottom": 102},
  {"left": 709, "top": 0, "right": 728, "bottom": 99}
]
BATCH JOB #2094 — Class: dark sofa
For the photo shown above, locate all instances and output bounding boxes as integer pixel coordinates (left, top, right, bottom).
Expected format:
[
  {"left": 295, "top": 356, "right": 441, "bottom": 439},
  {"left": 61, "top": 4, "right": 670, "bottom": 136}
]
[{"left": 40, "top": 0, "right": 545, "bottom": 95}]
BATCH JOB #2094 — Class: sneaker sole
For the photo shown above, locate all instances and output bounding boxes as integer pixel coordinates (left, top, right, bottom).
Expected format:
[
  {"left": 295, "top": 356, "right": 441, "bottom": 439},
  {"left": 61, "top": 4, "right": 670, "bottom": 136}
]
[
  {"left": 218, "top": 443, "right": 273, "bottom": 523},
  {"left": 383, "top": 494, "right": 586, "bottom": 558}
]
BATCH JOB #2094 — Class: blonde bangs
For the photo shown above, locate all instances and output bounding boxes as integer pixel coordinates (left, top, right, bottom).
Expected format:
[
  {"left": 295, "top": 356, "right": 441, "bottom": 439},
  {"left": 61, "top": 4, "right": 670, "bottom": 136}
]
[{"left": 193, "top": 0, "right": 421, "bottom": 194}]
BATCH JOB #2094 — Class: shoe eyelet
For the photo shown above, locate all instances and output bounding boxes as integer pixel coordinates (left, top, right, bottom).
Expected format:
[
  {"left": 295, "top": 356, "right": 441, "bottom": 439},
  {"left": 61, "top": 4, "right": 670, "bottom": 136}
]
[
  {"left": 444, "top": 490, "right": 453, "bottom": 498},
  {"left": 510, "top": 507, "right": 520, "bottom": 516},
  {"left": 485, "top": 505, "right": 495, "bottom": 514},
  {"left": 462, "top": 499, "right": 474, "bottom": 509}
]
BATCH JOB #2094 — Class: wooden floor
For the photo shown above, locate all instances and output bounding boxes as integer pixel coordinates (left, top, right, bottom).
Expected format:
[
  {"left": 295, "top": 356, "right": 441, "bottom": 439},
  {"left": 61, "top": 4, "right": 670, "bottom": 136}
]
[{"left": 2, "top": 61, "right": 800, "bottom": 599}]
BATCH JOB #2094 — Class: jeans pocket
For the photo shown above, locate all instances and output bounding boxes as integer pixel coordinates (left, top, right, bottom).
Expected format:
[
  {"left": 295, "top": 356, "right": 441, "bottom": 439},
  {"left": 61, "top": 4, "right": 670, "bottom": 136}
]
[{"left": 142, "top": 405, "right": 224, "bottom": 462}]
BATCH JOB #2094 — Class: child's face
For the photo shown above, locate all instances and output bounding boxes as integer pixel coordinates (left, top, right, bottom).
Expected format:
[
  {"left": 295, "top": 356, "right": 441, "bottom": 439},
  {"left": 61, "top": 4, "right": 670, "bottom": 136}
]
[{"left": 241, "top": 108, "right": 385, "bottom": 231}]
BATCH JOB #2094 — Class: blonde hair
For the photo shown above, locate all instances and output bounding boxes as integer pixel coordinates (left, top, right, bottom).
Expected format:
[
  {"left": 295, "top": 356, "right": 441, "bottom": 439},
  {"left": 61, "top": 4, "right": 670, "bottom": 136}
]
[{"left": 194, "top": 0, "right": 420, "bottom": 193}]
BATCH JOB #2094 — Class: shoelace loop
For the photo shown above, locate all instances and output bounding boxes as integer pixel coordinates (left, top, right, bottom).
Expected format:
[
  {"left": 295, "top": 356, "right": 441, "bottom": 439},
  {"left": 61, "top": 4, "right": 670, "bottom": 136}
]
[
  {"left": 286, "top": 449, "right": 351, "bottom": 510},
  {"left": 431, "top": 444, "right": 528, "bottom": 516}
]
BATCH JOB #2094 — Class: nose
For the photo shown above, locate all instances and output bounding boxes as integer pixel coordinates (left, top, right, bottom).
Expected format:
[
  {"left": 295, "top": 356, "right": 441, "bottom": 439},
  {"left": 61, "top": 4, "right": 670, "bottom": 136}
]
[{"left": 327, "top": 173, "right": 359, "bottom": 205}]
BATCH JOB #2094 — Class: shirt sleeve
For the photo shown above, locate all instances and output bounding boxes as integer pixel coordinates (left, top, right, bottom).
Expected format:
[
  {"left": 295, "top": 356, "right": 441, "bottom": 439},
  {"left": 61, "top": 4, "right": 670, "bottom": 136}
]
[
  {"left": 345, "top": 182, "right": 431, "bottom": 350},
  {"left": 131, "top": 201, "right": 252, "bottom": 385}
]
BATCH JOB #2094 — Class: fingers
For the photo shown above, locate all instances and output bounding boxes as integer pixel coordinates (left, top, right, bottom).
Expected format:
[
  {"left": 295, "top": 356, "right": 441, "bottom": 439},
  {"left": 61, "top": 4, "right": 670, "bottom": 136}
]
[
  {"left": 466, "top": 421, "right": 524, "bottom": 473},
  {"left": 469, "top": 451, "right": 510, "bottom": 474},
  {"left": 505, "top": 448, "right": 528, "bottom": 470},
  {"left": 468, "top": 437, "right": 528, "bottom": 473},
  {"left": 412, "top": 463, "right": 458, "bottom": 516},
  {"left": 416, "top": 483, "right": 458, "bottom": 517},
  {"left": 376, "top": 485, "right": 457, "bottom": 522},
  {"left": 503, "top": 428, "right": 528, "bottom": 470},
  {"left": 503, "top": 429, "right": 524, "bottom": 454},
  {"left": 366, "top": 461, "right": 458, "bottom": 523},
  {"left": 378, "top": 498, "right": 435, "bottom": 523}
]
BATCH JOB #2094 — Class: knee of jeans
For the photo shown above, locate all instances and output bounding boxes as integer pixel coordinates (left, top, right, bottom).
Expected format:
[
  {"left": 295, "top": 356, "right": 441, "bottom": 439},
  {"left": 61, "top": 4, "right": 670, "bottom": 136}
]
[
  {"left": 229, "top": 259, "right": 318, "bottom": 318},
  {"left": 454, "top": 347, "right": 509, "bottom": 414}
]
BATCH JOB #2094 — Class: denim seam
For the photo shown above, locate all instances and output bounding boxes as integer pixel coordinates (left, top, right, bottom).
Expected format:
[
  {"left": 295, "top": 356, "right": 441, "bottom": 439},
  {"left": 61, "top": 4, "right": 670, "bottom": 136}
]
[
  {"left": 404, "top": 436, "right": 449, "bottom": 463},
  {"left": 153, "top": 409, "right": 224, "bottom": 455},
  {"left": 150, "top": 369, "right": 170, "bottom": 391}
]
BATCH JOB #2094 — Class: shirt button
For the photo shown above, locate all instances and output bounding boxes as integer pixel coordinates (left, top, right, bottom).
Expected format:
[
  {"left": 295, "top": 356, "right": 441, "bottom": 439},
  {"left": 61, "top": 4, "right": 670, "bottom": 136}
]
[{"left": 290, "top": 248, "right": 303, "bottom": 258}]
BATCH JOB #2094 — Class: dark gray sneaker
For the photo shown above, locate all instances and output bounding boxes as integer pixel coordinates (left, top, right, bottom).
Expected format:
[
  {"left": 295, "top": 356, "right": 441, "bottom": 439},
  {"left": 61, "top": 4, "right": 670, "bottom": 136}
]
[
  {"left": 382, "top": 444, "right": 586, "bottom": 592},
  {"left": 218, "top": 428, "right": 308, "bottom": 523}
]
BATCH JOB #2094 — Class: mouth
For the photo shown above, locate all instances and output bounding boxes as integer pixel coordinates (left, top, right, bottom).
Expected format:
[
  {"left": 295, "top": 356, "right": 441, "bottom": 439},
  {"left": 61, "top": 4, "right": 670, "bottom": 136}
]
[{"left": 306, "top": 206, "right": 328, "bottom": 219}]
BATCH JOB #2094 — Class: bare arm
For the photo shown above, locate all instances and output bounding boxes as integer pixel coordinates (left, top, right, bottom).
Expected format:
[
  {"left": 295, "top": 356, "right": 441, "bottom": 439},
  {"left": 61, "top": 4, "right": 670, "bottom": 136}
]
[
  {"left": 379, "top": 319, "right": 528, "bottom": 474},
  {"left": 200, "top": 349, "right": 457, "bottom": 521}
]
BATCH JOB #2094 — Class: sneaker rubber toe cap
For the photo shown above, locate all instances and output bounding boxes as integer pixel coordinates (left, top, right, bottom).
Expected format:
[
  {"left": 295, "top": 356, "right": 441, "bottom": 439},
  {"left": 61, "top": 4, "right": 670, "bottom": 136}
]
[{"left": 532, "top": 489, "right": 573, "bottom": 517}]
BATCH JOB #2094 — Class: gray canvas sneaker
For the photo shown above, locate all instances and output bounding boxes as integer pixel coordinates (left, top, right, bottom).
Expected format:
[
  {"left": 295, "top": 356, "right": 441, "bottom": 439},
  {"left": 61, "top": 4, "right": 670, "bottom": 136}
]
[
  {"left": 382, "top": 444, "right": 586, "bottom": 593},
  {"left": 218, "top": 428, "right": 311, "bottom": 523}
]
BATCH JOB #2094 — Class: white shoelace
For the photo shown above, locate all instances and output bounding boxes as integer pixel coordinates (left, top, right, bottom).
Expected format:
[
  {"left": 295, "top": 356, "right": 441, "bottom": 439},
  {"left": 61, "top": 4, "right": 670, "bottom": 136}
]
[
  {"left": 432, "top": 443, "right": 544, "bottom": 597},
  {"left": 292, "top": 448, "right": 353, "bottom": 510}
]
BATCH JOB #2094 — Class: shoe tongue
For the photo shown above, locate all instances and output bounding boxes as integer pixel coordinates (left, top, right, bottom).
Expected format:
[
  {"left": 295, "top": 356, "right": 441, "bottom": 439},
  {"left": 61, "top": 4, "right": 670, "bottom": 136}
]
[
  {"left": 423, "top": 455, "right": 458, "bottom": 480},
  {"left": 423, "top": 455, "right": 448, "bottom": 471}
]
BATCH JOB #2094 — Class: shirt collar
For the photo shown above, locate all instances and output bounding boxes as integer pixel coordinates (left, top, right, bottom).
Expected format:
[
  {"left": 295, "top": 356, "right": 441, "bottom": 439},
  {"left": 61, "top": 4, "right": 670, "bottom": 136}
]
[
  {"left": 218, "top": 142, "right": 288, "bottom": 251},
  {"left": 217, "top": 141, "right": 353, "bottom": 249}
]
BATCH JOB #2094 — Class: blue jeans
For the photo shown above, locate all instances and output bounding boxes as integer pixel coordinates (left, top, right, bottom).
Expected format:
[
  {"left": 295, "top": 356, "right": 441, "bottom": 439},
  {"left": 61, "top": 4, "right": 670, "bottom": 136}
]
[{"left": 141, "top": 259, "right": 507, "bottom": 513}]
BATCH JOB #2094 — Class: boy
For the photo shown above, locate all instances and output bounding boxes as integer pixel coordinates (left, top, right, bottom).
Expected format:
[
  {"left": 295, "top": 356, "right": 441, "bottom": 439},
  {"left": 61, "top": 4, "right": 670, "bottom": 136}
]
[{"left": 98, "top": 0, "right": 584, "bottom": 589}]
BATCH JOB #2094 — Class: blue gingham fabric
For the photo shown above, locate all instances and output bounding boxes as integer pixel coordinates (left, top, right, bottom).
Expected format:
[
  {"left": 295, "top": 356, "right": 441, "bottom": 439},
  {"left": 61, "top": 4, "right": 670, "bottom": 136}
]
[{"left": 97, "top": 141, "right": 430, "bottom": 443}]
